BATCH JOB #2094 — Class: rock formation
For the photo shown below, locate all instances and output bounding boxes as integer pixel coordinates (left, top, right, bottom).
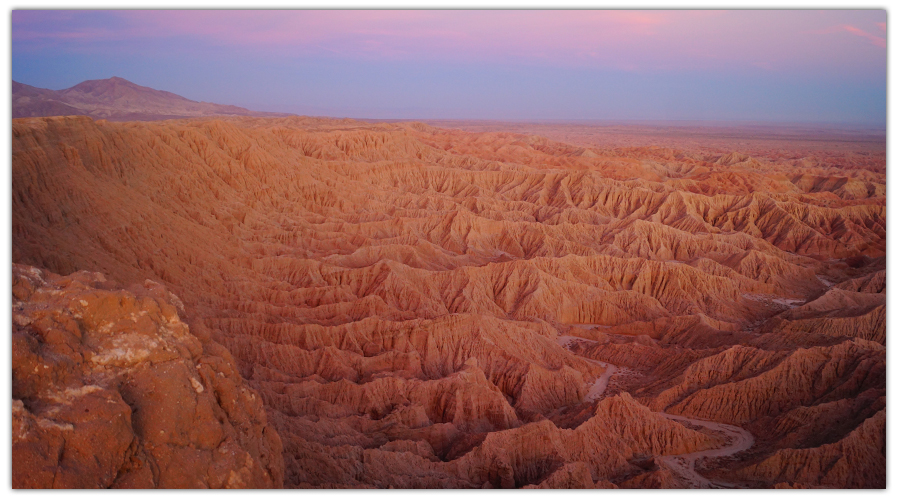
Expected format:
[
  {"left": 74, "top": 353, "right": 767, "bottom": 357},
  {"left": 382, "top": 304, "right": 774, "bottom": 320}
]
[
  {"left": 11, "top": 113, "right": 885, "bottom": 488},
  {"left": 11, "top": 264, "right": 283, "bottom": 488}
]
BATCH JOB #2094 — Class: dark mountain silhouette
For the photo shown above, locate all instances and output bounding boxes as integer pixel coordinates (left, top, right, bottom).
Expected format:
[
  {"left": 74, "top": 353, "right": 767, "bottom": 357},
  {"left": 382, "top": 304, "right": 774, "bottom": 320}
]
[{"left": 12, "top": 77, "right": 291, "bottom": 121}]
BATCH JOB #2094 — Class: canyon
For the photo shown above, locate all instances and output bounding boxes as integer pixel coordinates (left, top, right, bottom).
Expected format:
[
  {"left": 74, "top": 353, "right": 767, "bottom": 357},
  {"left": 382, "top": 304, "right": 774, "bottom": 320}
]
[{"left": 11, "top": 113, "right": 885, "bottom": 488}]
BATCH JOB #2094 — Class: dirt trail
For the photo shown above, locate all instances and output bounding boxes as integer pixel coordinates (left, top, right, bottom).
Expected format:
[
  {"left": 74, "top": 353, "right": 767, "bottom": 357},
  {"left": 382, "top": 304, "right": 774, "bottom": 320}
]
[
  {"left": 656, "top": 414, "right": 754, "bottom": 488},
  {"left": 558, "top": 335, "right": 615, "bottom": 400},
  {"left": 560, "top": 334, "right": 754, "bottom": 488}
]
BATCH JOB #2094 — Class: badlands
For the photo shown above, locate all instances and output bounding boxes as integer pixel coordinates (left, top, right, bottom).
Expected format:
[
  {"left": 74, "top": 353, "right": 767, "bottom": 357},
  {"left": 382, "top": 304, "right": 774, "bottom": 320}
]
[{"left": 11, "top": 114, "right": 885, "bottom": 488}]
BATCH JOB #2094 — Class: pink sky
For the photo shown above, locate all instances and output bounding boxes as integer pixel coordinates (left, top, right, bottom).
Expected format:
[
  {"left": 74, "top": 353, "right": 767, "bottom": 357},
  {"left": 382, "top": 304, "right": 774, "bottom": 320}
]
[
  {"left": 13, "top": 10, "right": 887, "bottom": 75},
  {"left": 11, "top": 10, "right": 887, "bottom": 123}
]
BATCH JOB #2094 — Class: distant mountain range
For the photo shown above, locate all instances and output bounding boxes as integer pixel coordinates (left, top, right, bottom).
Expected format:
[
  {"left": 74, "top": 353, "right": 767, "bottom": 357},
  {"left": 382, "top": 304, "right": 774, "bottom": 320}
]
[{"left": 12, "top": 76, "right": 292, "bottom": 121}]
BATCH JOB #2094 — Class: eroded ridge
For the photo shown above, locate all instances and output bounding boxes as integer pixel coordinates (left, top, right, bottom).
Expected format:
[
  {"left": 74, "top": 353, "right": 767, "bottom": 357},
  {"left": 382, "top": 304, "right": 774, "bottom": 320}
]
[{"left": 12, "top": 116, "right": 885, "bottom": 488}]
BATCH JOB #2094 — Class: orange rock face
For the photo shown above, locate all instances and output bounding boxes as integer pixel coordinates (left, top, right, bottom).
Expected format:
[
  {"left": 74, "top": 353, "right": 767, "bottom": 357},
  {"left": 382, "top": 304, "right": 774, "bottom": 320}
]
[
  {"left": 11, "top": 115, "right": 885, "bottom": 488},
  {"left": 11, "top": 264, "right": 283, "bottom": 488}
]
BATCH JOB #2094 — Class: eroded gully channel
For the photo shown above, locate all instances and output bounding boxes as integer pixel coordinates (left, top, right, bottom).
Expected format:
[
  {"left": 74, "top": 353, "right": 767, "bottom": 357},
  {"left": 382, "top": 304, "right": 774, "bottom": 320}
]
[{"left": 558, "top": 335, "right": 755, "bottom": 488}]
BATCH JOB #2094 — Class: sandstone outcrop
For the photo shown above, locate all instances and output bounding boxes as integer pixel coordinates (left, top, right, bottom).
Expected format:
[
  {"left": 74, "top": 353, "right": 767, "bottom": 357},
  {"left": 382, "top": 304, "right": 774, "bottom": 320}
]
[{"left": 11, "top": 264, "right": 283, "bottom": 488}]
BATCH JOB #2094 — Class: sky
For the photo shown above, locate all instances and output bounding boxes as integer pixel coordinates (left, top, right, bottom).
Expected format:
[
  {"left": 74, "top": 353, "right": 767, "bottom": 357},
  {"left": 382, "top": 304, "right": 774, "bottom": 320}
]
[{"left": 10, "top": 9, "right": 888, "bottom": 125}]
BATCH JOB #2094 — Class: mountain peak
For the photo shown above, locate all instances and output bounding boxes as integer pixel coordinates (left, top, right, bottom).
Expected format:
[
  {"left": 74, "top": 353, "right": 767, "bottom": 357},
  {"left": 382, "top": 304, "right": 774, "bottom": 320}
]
[
  {"left": 13, "top": 77, "right": 292, "bottom": 121},
  {"left": 65, "top": 76, "right": 157, "bottom": 95}
]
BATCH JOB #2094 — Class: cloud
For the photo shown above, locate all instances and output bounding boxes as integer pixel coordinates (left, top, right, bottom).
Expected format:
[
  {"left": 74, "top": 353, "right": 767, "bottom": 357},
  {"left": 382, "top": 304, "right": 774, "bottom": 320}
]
[
  {"left": 806, "top": 23, "right": 886, "bottom": 48},
  {"left": 841, "top": 24, "right": 886, "bottom": 47}
]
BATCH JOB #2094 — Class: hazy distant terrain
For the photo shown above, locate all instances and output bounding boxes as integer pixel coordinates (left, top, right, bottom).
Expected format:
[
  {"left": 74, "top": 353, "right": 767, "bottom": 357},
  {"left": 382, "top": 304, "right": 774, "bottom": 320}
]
[
  {"left": 12, "top": 91, "right": 885, "bottom": 487},
  {"left": 12, "top": 77, "right": 291, "bottom": 121},
  {"left": 418, "top": 119, "right": 887, "bottom": 155}
]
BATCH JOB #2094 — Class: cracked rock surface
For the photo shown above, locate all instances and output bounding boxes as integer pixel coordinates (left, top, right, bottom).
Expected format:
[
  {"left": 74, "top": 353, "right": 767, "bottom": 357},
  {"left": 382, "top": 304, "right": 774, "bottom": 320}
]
[{"left": 11, "top": 264, "right": 283, "bottom": 488}]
